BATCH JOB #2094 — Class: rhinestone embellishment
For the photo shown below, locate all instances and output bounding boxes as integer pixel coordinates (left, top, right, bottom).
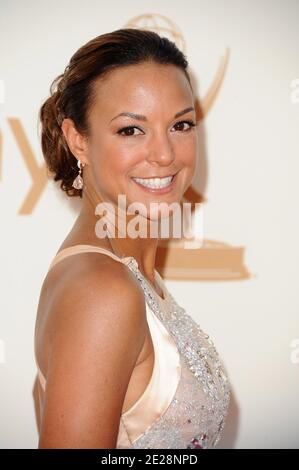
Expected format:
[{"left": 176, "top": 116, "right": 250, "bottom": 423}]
[
  {"left": 124, "top": 258, "right": 230, "bottom": 449},
  {"left": 187, "top": 433, "right": 208, "bottom": 449}
]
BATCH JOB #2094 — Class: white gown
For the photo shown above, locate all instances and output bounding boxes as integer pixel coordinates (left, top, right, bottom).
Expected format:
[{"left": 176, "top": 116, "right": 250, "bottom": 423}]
[{"left": 36, "top": 244, "right": 231, "bottom": 449}]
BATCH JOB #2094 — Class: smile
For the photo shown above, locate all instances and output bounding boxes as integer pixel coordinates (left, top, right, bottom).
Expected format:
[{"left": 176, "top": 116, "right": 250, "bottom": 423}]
[
  {"left": 132, "top": 175, "right": 174, "bottom": 189},
  {"left": 130, "top": 173, "right": 179, "bottom": 195}
]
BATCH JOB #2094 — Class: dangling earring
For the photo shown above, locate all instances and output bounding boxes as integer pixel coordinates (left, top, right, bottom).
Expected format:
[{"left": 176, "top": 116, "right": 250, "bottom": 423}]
[{"left": 72, "top": 159, "right": 85, "bottom": 190}]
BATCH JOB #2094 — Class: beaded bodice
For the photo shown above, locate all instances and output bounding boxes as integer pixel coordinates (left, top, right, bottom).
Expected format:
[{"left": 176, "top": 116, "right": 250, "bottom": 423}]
[{"left": 120, "top": 257, "right": 231, "bottom": 449}]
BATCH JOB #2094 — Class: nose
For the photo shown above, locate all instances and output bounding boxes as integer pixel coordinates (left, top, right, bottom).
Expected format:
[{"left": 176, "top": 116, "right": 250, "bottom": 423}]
[{"left": 146, "top": 132, "right": 175, "bottom": 167}]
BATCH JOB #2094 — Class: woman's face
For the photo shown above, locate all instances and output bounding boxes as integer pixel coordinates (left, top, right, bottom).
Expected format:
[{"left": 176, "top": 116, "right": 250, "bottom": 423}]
[{"left": 85, "top": 61, "right": 198, "bottom": 220}]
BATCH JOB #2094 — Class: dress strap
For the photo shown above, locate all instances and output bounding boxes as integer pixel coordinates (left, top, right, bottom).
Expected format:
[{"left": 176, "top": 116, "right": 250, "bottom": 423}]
[
  {"left": 48, "top": 244, "right": 169, "bottom": 304},
  {"left": 48, "top": 244, "right": 135, "bottom": 272}
]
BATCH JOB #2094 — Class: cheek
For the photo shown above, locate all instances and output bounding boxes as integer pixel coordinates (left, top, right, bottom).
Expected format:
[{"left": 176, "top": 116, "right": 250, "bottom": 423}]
[
  {"left": 108, "top": 137, "right": 147, "bottom": 177},
  {"left": 89, "top": 139, "right": 141, "bottom": 184},
  {"left": 114, "top": 147, "right": 142, "bottom": 175},
  {"left": 179, "top": 139, "right": 197, "bottom": 172}
]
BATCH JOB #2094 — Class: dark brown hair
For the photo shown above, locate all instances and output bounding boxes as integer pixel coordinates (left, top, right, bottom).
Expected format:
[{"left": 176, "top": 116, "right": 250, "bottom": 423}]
[{"left": 39, "top": 28, "right": 192, "bottom": 197}]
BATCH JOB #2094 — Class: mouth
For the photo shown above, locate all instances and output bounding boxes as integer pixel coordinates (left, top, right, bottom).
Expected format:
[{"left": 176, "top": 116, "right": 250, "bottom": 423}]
[{"left": 131, "top": 172, "right": 178, "bottom": 194}]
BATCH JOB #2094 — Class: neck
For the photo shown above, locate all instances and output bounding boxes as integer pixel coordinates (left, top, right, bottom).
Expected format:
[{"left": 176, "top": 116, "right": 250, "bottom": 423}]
[{"left": 71, "top": 184, "right": 160, "bottom": 284}]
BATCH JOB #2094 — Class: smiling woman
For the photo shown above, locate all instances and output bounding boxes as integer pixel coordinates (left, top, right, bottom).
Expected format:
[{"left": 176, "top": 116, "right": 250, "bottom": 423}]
[{"left": 35, "top": 28, "right": 231, "bottom": 449}]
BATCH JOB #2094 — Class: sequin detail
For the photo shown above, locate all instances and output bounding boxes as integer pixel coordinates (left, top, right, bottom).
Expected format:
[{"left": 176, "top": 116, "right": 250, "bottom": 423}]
[{"left": 123, "top": 258, "right": 231, "bottom": 449}]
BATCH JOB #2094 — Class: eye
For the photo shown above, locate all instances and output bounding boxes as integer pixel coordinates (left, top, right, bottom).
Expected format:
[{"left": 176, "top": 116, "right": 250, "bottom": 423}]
[
  {"left": 172, "top": 120, "right": 196, "bottom": 132},
  {"left": 116, "top": 126, "right": 144, "bottom": 137}
]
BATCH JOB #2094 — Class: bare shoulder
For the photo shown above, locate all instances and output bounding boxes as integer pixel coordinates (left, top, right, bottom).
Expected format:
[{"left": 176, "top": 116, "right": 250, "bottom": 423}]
[{"left": 37, "top": 253, "right": 147, "bottom": 448}]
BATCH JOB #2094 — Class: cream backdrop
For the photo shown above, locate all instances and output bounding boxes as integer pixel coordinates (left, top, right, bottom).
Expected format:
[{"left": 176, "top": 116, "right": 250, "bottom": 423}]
[{"left": 0, "top": 0, "right": 298, "bottom": 449}]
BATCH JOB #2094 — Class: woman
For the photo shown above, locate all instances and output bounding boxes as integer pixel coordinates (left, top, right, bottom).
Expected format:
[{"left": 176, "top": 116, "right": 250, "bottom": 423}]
[{"left": 34, "top": 28, "right": 230, "bottom": 449}]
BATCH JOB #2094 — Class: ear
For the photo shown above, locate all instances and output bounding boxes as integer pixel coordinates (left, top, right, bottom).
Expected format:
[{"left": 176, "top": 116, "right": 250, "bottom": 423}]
[{"left": 61, "top": 118, "right": 90, "bottom": 165}]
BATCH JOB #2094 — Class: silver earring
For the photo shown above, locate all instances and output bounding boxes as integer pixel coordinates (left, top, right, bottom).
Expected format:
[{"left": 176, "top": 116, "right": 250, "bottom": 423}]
[{"left": 72, "top": 159, "right": 85, "bottom": 190}]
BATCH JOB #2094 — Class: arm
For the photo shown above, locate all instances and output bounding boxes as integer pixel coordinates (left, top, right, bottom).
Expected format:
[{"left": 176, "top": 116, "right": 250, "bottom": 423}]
[{"left": 38, "top": 261, "right": 146, "bottom": 448}]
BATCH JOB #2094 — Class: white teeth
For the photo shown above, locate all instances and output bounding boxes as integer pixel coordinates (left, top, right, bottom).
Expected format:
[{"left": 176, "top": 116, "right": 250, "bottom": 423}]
[{"left": 132, "top": 175, "right": 173, "bottom": 189}]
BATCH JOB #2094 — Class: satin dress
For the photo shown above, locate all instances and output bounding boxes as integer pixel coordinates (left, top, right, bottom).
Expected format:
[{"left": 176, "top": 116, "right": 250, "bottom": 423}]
[{"left": 35, "top": 244, "right": 230, "bottom": 449}]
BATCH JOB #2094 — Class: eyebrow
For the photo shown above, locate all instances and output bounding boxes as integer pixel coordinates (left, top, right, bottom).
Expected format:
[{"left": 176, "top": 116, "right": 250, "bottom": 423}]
[{"left": 110, "top": 107, "right": 195, "bottom": 123}]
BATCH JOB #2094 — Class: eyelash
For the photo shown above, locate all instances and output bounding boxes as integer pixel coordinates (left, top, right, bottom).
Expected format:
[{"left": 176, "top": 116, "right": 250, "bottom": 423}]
[{"left": 116, "top": 120, "right": 196, "bottom": 137}]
